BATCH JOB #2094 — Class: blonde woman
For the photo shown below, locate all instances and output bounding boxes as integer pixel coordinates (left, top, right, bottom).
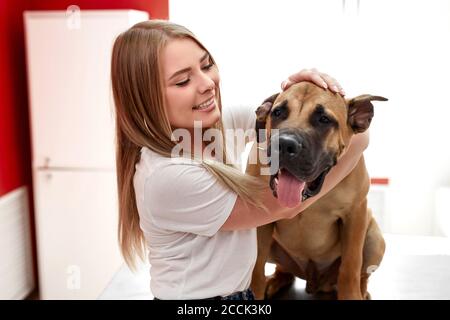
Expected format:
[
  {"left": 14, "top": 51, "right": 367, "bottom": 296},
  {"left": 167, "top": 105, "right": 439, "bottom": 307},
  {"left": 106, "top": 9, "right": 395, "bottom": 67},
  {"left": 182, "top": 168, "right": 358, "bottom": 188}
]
[{"left": 110, "top": 20, "right": 368, "bottom": 300}]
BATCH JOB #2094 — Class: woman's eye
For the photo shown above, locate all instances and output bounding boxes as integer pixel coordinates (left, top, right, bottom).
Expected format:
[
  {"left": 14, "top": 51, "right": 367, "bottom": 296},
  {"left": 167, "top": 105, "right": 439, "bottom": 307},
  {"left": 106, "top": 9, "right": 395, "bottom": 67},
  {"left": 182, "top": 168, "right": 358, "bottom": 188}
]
[
  {"left": 202, "top": 63, "right": 214, "bottom": 70},
  {"left": 319, "top": 115, "right": 331, "bottom": 124},
  {"left": 175, "top": 63, "right": 213, "bottom": 87},
  {"left": 176, "top": 79, "right": 190, "bottom": 87}
]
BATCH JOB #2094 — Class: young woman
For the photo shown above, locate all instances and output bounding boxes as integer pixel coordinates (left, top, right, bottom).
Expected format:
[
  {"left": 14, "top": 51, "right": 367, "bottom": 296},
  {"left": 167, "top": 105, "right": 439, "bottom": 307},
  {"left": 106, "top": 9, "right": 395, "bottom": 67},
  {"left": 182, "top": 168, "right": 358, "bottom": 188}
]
[{"left": 110, "top": 20, "right": 368, "bottom": 300}]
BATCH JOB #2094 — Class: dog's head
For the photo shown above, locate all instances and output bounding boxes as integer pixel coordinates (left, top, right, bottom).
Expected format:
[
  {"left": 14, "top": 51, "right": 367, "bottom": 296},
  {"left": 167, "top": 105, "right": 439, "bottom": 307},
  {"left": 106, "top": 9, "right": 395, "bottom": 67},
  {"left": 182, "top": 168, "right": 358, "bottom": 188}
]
[{"left": 255, "top": 82, "right": 387, "bottom": 207}]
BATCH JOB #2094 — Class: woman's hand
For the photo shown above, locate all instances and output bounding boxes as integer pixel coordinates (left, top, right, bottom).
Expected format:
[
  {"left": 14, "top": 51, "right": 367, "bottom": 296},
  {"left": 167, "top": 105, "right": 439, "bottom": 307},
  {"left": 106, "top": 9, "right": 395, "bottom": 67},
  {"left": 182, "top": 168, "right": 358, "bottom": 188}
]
[{"left": 281, "top": 68, "right": 345, "bottom": 96}]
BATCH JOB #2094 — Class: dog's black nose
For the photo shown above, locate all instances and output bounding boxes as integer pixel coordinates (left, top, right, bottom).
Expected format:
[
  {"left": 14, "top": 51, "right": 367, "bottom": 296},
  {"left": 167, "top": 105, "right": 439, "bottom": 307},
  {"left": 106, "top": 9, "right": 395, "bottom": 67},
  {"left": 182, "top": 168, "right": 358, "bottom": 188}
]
[{"left": 279, "top": 135, "right": 301, "bottom": 157}]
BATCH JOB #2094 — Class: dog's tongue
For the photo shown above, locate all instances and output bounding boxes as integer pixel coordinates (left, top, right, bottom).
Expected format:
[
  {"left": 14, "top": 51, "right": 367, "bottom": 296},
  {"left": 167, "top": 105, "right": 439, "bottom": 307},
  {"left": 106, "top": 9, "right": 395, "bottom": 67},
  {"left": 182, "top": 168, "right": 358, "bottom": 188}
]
[{"left": 277, "top": 169, "right": 306, "bottom": 208}]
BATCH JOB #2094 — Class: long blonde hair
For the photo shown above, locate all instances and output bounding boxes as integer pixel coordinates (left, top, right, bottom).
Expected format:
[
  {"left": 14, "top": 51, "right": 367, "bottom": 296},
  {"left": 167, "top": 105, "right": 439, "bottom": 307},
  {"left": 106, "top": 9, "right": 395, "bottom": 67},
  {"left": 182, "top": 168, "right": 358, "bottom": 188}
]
[{"left": 111, "top": 20, "right": 266, "bottom": 269}]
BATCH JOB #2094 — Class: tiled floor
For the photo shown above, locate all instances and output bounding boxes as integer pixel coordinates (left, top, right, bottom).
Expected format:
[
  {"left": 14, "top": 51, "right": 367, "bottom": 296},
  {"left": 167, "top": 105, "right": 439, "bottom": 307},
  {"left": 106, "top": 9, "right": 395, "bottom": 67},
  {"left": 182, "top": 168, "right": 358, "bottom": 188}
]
[{"left": 98, "top": 233, "right": 450, "bottom": 300}]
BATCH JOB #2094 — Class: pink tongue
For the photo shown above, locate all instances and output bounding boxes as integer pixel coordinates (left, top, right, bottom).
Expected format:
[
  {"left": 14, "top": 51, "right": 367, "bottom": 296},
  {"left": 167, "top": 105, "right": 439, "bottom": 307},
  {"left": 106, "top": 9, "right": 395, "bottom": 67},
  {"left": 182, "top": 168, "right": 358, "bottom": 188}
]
[{"left": 277, "top": 169, "right": 306, "bottom": 208}]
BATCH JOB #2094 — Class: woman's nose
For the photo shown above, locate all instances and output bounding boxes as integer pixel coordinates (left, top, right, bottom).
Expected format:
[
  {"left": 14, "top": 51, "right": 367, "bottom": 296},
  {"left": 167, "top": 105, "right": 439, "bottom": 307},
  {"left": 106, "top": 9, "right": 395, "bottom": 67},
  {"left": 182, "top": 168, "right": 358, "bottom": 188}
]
[{"left": 198, "top": 73, "right": 215, "bottom": 93}]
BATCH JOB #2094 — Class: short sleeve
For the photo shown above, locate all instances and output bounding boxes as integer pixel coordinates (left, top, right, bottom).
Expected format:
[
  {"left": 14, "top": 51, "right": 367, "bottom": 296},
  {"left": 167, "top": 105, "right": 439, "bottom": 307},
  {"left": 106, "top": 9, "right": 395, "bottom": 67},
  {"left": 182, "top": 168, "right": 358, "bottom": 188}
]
[{"left": 144, "top": 163, "right": 238, "bottom": 237}]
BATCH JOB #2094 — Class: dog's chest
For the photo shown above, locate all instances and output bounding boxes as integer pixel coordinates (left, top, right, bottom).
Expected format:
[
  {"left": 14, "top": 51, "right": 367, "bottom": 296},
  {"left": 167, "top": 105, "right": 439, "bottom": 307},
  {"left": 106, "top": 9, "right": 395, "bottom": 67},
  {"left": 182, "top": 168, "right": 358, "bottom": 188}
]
[{"left": 273, "top": 209, "right": 341, "bottom": 261}]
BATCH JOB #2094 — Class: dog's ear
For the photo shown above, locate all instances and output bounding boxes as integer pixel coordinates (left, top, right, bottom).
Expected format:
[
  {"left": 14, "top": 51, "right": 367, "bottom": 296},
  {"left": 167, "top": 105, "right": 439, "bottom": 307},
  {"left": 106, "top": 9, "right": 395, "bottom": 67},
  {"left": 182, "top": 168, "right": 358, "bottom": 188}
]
[
  {"left": 255, "top": 93, "right": 279, "bottom": 143},
  {"left": 347, "top": 95, "right": 388, "bottom": 133}
]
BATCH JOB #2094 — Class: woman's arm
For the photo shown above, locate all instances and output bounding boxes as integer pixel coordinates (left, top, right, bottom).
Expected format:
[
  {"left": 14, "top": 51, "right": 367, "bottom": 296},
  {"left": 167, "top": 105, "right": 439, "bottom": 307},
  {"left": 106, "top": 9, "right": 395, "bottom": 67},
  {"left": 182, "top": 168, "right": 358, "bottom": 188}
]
[{"left": 220, "top": 130, "right": 369, "bottom": 231}]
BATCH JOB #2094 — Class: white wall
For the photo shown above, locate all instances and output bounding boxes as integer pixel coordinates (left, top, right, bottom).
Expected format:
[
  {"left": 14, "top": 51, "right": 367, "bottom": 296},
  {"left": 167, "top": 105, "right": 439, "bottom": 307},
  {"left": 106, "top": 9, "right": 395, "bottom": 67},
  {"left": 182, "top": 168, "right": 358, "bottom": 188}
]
[{"left": 170, "top": 0, "right": 450, "bottom": 236}]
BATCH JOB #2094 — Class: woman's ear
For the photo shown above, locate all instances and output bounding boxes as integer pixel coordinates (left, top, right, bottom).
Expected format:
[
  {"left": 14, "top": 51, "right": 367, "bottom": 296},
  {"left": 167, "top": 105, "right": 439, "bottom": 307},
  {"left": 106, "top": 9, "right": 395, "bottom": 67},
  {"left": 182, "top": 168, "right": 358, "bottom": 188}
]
[
  {"left": 346, "top": 95, "right": 388, "bottom": 133},
  {"left": 255, "top": 93, "right": 279, "bottom": 143}
]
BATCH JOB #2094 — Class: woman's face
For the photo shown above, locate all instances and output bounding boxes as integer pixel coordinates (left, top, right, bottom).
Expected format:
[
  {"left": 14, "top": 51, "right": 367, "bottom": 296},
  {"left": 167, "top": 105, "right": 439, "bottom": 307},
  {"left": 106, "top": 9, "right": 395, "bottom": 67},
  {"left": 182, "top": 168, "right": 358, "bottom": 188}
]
[{"left": 162, "top": 38, "right": 221, "bottom": 131}]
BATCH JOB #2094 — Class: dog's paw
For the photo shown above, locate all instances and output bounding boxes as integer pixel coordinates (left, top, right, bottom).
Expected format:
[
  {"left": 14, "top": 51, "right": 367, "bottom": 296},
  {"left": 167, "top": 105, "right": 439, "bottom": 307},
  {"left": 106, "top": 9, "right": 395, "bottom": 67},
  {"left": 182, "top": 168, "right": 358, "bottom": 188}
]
[{"left": 264, "top": 271, "right": 295, "bottom": 299}]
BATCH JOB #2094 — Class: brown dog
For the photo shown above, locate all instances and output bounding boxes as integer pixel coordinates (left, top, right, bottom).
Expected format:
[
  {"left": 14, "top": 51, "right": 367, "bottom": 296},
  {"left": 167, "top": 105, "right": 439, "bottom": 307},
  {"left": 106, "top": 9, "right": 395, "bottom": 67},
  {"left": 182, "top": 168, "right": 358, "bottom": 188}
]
[{"left": 247, "top": 82, "right": 387, "bottom": 300}]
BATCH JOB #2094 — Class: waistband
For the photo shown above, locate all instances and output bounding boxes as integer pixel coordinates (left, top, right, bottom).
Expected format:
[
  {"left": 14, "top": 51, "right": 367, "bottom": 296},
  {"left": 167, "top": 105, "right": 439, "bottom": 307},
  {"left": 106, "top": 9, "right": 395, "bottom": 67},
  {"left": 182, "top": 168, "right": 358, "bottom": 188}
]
[
  {"left": 153, "top": 288, "right": 255, "bottom": 300},
  {"left": 209, "top": 288, "right": 255, "bottom": 300}
]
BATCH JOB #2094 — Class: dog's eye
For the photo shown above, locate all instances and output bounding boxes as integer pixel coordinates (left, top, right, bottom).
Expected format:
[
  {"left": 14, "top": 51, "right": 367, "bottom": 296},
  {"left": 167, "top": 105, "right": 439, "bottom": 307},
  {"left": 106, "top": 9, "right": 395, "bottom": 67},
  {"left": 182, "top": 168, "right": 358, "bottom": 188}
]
[
  {"left": 319, "top": 115, "right": 331, "bottom": 124},
  {"left": 272, "top": 108, "right": 283, "bottom": 117},
  {"left": 270, "top": 101, "right": 288, "bottom": 120}
]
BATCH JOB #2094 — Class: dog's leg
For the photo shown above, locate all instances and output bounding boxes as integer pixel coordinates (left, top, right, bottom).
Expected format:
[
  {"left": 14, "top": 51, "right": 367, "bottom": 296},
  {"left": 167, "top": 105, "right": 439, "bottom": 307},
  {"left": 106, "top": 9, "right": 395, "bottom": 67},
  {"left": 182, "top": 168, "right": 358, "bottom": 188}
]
[
  {"left": 251, "top": 223, "right": 275, "bottom": 300},
  {"left": 265, "top": 264, "right": 296, "bottom": 299},
  {"left": 317, "top": 257, "right": 341, "bottom": 294},
  {"left": 305, "top": 260, "right": 319, "bottom": 294},
  {"left": 337, "top": 199, "right": 369, "bottom": 300},
  {"left": 360, "top": 213, "right": 386, "bottom": 299}
]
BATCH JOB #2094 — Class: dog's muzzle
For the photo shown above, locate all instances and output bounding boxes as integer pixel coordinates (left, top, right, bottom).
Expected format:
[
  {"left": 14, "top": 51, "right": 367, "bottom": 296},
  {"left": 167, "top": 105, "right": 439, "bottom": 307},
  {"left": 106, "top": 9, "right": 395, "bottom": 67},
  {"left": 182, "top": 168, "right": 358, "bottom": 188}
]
[{"left": 267, "top": 130, "right": 335, "bottom": 205}]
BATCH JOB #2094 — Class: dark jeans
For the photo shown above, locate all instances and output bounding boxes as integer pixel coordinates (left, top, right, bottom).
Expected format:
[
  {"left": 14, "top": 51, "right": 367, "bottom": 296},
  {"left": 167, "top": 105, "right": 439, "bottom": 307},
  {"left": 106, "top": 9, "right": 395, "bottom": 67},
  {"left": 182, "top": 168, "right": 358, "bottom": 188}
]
[{"left": 154, "top": 288, "right": 255, "bottom": 300}]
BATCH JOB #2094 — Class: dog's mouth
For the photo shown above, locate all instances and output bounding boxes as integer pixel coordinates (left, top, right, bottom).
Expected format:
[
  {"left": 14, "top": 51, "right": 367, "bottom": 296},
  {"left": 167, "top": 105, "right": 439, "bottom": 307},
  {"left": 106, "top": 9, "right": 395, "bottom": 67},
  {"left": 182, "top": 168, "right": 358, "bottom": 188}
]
[{"left": 269, "top": 167, "right": 331, "bottom": 208}]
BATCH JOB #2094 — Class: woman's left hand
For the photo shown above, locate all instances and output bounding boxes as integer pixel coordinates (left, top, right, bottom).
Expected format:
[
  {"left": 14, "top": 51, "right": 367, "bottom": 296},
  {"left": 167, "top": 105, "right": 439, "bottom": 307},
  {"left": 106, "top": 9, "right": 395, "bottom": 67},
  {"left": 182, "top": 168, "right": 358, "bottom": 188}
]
[{"left": 281, "top": 68, "right": 345, "bottom": 96}]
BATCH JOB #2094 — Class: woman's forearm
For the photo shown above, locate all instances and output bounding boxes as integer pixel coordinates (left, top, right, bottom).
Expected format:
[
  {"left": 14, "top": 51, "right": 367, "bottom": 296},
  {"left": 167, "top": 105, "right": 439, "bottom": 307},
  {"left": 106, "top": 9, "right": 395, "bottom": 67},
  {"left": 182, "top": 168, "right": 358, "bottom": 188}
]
[
  {"left": 223, "top": 130, "right": 369, "bottom": 230},
  {"left": 284, "top": 130, "right": 370, "bottom": 216}
]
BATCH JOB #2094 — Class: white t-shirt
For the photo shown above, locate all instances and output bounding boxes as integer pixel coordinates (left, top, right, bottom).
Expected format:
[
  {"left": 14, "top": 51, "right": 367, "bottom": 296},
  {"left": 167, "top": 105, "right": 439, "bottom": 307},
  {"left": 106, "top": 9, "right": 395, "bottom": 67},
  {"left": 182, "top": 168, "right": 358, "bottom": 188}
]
[{"left": 133, "top": 104, "right": 257, "bottom": 300}]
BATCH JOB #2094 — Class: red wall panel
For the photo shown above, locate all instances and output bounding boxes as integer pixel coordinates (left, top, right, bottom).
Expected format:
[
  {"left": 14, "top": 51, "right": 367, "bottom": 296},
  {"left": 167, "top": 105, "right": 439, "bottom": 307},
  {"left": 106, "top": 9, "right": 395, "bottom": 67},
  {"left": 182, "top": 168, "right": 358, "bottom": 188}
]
[
  {"left": 28, "top": 0, "right": 168, "bottom": 19},
  {"left": 0, "top": 0, "right": 31, "bottom": 196}
]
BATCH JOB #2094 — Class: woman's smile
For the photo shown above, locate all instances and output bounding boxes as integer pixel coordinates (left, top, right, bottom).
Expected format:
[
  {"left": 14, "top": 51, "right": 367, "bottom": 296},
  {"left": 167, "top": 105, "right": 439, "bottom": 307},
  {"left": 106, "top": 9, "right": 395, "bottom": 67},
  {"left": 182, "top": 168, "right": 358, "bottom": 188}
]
[{"left": 193, "top": 96, "right": 216, "bottom": 111}]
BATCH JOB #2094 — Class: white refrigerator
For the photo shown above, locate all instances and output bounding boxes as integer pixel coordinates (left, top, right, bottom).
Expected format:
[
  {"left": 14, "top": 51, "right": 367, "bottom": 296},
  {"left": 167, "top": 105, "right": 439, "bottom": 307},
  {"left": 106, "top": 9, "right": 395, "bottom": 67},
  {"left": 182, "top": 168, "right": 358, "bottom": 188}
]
[{"left": 24, "top": 9, "right": 149, "bottom": 299}]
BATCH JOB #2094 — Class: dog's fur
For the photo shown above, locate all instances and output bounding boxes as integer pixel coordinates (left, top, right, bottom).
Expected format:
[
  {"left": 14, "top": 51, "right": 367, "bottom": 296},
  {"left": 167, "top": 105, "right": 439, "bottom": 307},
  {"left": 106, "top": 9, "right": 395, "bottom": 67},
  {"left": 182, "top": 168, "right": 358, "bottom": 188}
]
[{"left": 247, "top": 82, "right": 387, "bottom": 300}]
